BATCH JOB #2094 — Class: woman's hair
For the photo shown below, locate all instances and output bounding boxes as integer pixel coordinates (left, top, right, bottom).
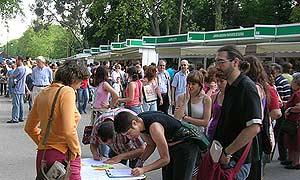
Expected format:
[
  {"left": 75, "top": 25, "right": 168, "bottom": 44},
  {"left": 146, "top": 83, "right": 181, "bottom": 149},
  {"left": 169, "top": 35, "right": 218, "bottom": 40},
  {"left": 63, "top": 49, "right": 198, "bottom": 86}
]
[
  {"left": 187, "top": 70, "right": 204, "bottom": 89},
  {"left": 243, "top": 55, "right": 269, "bottom": 99},
  {"left": 127, "top": 66, "right": 140, "bottom": 81},
  {"left": 292, "top": 73, "right": 300, "bottom": 87},
  {"left": 97, "top": 120, "right": 115, "bottom": 143},
  {"left": 206, "top": 66, "right": 218, "bottom": 83},
  {"left": 145, "top": 65, "right": 157, "bottom": 81},
  {"left": 263, "top": 63, "right": 275, "bottom": 85},
  {"left": 94, "top": 66, "right": 109, "bottom": 86},
  {"left": 54, "top": 61, "right": 88, "bottom": 86}
]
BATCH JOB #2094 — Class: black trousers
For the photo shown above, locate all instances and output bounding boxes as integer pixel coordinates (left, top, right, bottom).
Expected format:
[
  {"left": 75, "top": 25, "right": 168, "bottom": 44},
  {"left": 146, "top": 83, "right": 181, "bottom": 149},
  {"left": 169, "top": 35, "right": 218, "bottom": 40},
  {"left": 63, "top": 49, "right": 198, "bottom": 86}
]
[
  {"left": 162, "top": 141, "right": 200, "bottom": 180},
  {"left": 274, "top": 108, "right": 287, "bottom": 161},
  {"left": 0, "top": 83, "right": 7, "bottom": 95},
  {"left": 158, "top": 93, "right": 169, "bottom": 114}
]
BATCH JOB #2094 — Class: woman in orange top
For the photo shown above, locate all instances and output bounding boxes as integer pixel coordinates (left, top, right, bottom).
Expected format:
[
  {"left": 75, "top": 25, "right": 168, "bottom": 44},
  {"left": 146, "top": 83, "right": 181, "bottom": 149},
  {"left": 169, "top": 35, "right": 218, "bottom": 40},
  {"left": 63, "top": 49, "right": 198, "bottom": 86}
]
[{"left": 25, "top": 62, "right": 88, "bottom": 179}]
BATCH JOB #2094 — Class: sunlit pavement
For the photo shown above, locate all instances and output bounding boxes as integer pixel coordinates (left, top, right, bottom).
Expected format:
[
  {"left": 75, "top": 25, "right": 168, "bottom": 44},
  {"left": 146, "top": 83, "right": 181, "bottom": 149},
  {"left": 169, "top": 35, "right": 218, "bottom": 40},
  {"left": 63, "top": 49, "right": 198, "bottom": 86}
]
[{"left": 0, "top": 96, "right": 299, "bottom": 179}]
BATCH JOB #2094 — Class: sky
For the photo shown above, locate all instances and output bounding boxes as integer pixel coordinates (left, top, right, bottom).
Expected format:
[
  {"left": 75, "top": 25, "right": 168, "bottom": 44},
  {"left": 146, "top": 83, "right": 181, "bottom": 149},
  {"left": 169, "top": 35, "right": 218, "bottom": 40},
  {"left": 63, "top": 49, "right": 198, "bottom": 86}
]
[{"left": 0, "top": 0, "right": 36, "bottom": 46}]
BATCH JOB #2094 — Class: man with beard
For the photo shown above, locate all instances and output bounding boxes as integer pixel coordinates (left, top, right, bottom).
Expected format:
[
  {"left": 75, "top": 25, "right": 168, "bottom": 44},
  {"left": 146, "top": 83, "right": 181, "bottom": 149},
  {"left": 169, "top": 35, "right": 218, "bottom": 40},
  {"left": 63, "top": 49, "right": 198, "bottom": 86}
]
[{"left": 212, "top": 46, "right": 262, "bottom": 180}]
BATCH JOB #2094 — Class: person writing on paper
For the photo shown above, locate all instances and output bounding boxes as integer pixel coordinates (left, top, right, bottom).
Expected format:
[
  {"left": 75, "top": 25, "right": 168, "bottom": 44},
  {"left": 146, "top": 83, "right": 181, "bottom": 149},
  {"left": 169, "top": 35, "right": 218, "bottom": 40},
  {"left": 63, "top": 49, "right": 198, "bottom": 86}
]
[
  {"left": 90, "top": 108, "right": 145, "bottom": 168},
  {"left": 25, "top": 62, "right": 88, "bottom": 179},
  {"left": 114, "top": 111, "right": 202, "bottom": 180}
]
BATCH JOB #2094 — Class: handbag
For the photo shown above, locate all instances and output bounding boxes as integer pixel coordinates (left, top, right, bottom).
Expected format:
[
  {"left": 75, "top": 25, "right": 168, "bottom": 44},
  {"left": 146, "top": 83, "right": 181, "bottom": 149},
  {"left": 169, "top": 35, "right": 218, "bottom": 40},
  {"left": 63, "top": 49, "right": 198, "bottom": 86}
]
[
  {"left": 36, "top": 86, "right": 71, "bottom": 180},
  {"left": 261, "top": 102, "right": 274, "bottom": 154},
  {"left": 143, "top": 84, "right": 157, "bottom": 103},
  {"left": 82, "top": 108, "right": 107, "bottom": 145},
  {"left": 281, "top": 119, "right": 299, "bottom": 137},
  {"left": 198, "top": 140, "right": 252, "bottom": 180},
  {"left": 173, "top": 120, "right": 210, "bottom": 151}
]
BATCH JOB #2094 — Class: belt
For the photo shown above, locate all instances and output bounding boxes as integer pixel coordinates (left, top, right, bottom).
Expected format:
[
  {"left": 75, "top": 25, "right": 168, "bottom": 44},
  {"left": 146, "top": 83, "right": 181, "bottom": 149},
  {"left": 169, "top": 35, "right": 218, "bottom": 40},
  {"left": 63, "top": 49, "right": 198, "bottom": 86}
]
[{"left": 34, "top": 85, "right": 48, "bottom": 87}]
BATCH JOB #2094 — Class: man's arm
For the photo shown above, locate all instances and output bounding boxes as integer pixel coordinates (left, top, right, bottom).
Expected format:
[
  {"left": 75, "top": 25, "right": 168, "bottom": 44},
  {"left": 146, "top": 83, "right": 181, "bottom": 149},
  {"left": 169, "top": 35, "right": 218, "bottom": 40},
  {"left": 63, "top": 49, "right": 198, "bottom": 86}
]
[
  {"left": 219, "top": 124, "right": 260, "bottom": 165},
  {"left": 90, "top": 143, "right": 103, "bottom": 161},
  {"left": 225, "top": 124, "right": 260, "bottom": 155},
  {"left": 104, "top": 144, "right": 146, "bottom": 164}
]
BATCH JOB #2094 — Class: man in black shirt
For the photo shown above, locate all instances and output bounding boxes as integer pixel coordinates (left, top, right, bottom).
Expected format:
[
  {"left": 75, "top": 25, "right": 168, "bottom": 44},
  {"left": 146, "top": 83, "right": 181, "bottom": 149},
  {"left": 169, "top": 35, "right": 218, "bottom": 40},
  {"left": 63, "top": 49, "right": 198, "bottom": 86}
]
[{"left": 213, "top": 46, "right": 262, "bottom": 180}]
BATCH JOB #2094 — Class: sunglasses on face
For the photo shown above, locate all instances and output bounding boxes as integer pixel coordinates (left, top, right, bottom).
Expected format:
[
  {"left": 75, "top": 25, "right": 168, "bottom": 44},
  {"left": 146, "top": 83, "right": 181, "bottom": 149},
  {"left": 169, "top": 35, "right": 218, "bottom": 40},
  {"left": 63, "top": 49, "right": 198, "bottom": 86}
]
[{"left": 214, "top": 59, "right": 232, "bottom": 65}]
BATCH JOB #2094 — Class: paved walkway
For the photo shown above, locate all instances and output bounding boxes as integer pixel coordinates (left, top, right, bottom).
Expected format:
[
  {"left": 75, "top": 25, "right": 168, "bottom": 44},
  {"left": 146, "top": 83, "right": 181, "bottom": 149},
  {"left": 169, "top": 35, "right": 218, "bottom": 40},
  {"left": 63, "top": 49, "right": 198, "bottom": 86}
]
[{"left": 0, "top": 96, "right": 299, "bottom": 179}]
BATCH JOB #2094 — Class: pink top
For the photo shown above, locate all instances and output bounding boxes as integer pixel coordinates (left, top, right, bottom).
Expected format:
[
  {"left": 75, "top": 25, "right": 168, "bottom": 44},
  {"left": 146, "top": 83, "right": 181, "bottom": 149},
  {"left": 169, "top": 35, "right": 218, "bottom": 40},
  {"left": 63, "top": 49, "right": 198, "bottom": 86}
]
[
  {"left": 125, "top": 80, "right": 142, "bottom": 107},
  {"left": 93, "top": 82, "right": 110, "bottom": 109}
]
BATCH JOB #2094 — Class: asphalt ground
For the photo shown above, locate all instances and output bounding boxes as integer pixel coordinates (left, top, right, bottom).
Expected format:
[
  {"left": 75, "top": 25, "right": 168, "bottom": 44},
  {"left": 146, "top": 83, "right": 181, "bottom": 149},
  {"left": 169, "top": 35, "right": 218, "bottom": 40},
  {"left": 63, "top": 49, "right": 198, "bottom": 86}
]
[{"left": 0, "top": 96, "right": 299, "bottom": 179}]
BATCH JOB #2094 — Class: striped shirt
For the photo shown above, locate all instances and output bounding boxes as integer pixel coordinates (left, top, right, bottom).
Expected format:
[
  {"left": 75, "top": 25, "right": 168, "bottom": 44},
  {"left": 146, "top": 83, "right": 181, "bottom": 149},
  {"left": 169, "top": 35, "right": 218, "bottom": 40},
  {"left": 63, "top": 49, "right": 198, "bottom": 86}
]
[
  {"left": 90, "top": 108, "right": 145, "bottom": 155},
  {"left": 275, "top": 75, "right": 291, "bottom": 101}
]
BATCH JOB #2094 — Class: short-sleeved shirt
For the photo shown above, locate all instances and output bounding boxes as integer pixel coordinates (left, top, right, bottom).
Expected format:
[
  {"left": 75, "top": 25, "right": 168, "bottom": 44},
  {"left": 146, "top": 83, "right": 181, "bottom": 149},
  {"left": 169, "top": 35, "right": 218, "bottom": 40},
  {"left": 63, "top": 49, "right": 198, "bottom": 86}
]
[
  {"left": 171, "top": 71, "right": 188, "bottom": 99},
  {"left": 32, "top": 66, "right": 53, "bottom": 86},
  {"left": 12, "top": 65, "right": 26, "bottom": 94},
  {"left": 268, "top": 85, "right": 280, "bottom": 111},
  {"left": 138, "top": 111, "right": 182, "bottom": 142},
  {"left": 90, "top": 108, "right": 144, "bottom": 155},
  {"left": 285, "top": 89, "right": 300, "bottom": 122},
  {"left": 275, "top": 75, "right": 291, "bottom": 102},
  {"left": 157, "top": 71, "right": 170, "bottom": 94},
  {"left": 214, "top": 74, "right": 262, "bottom": 163}
]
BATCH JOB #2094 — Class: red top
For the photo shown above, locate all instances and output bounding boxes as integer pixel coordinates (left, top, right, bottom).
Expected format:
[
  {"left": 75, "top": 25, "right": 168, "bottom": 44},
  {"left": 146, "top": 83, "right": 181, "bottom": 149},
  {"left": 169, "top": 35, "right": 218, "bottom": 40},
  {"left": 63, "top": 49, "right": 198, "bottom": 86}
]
[
  {"left": 285, "top": 89, "right": 300, "bottom": 122},
  {"left": 80, "top": 79, "right": 88, "bottom": 89},
  {"left": 268, "top": 85, "right": 280, "bottom": 111},
  {"left": 125, "top": 80, "right": 142, "bottom": 107}
]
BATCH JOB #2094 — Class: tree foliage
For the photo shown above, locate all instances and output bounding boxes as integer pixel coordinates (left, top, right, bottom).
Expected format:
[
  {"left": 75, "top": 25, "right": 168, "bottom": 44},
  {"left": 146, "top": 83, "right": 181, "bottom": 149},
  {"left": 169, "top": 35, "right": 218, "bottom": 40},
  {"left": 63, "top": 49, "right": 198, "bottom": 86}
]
[
  {"left": 8, "top": 0, "right": 292, "bottom": 50},
  {"left": 0, "top": 0, "right": 23, "bottom": 19},
  {"left": 33, "top": 0, "right": 93, "bottom": 48},
  {"left": 6, "top": 25, "right": 80, "bottom": 59}
]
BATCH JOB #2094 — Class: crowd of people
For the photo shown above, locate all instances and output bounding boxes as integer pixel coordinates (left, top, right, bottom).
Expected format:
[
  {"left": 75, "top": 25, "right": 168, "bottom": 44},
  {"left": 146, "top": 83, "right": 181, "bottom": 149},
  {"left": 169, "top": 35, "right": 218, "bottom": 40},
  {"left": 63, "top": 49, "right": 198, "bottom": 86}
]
[{"left": 1, "top": 45, "right": 300, "bottom": 180}]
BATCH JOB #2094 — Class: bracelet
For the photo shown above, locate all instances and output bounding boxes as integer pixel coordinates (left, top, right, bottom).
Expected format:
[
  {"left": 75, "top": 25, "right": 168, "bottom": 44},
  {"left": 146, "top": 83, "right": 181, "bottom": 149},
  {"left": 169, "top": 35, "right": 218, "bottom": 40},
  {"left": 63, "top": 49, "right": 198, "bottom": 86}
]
[{"left": 223, "top": 149, "right": 232, "bottom": 158}]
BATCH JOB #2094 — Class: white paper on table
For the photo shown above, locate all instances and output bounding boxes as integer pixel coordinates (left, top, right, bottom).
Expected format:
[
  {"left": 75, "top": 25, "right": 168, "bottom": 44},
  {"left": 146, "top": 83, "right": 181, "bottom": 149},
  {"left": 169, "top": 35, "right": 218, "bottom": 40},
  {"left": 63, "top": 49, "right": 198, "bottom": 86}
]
[
  {"left": 210, "top": 140, "right": 223, "bottom": 163},
  {"left": 81, "top": 158, "right": 107, "bottom": 166},
  {"left": 106, "top": 169, "right": 146, "bottom": 179}
]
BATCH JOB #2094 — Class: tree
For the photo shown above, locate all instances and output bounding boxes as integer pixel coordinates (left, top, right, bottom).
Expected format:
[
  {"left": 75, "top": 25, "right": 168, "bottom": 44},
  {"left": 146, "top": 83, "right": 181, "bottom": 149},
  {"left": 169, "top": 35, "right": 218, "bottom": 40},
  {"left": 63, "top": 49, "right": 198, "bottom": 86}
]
[
  {"left": 33, "top": 0, "right": 94, "bottom": 48},
  {"left": 6, "top": 25, "right": 80, "bottom": 59},
  {"left": 0, "top": 0, "right": 23, "bottom": 19},
  {"left": 290, "top": 1, "right": 300, "bottom": 22}
]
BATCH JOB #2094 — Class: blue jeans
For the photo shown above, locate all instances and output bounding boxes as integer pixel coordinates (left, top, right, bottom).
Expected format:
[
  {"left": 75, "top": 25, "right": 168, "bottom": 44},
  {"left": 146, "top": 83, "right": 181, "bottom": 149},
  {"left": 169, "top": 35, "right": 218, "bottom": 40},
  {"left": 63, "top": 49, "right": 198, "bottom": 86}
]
[
  {"left": 77, "top": 88, "right": 89, "bottom": 113},
  {"left": 127, "top": 105, "right": 144, "bottom": 114},
  {"left": 142, "top": 101, "right": 157, "bottom": 111},
  {"left": 99, "top": 144, "right": 110, "bottom": 157},
  {"left": 12, "top": 93, "right": 24, "bottom": 122},
  {"left": 225, "top": 161, "right": 251, "bottom": 180}
]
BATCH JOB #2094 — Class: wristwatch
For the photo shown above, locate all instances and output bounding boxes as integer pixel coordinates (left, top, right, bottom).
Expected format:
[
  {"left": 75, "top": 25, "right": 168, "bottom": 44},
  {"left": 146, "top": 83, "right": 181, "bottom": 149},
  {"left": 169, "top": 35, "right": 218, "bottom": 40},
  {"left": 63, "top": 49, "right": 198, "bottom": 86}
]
[{"left": 223, "top": 149, "right": 233, "bottom": 158}]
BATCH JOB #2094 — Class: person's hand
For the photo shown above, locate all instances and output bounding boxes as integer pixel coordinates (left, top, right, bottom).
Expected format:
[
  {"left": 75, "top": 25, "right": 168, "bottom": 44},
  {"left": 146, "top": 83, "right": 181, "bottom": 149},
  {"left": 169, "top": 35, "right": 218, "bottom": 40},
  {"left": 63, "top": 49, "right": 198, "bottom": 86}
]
[
  {"left": 159, "top": 99, "right": 163, "bottom": 105},
  {"left": 219, "top": 152, "right": 230, "bottom": 165},
  {"left": 104, "top": 156, "right": 122, "bottom": 164},
  {"left": 285, "top": 107, "right": 291, "bottom": 118},
  {"left": 92, "top": 153, "right": 103, "bottom": 161},
  {"left": 171, "top": 100, "right": 175, "bottom": 106},
  {"left": 131, "top": 167, "right": 145, "bottom": 176}
]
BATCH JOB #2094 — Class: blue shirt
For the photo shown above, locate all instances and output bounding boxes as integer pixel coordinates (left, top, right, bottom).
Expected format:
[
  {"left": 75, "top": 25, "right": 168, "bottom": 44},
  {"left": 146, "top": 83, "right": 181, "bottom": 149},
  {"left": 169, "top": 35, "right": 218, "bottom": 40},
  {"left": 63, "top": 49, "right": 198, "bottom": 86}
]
[
  {"left": 12, "top": 65, "right": 26, "bottom": 94},
  {"left": 171, "top": 71, "right": 188, "bottom": 98},
  {"left": 7, "top": 69, "right": 15, "bottom": 87},
  {"left": 32, "top": 66, "right": 53, "bottom": 86}
]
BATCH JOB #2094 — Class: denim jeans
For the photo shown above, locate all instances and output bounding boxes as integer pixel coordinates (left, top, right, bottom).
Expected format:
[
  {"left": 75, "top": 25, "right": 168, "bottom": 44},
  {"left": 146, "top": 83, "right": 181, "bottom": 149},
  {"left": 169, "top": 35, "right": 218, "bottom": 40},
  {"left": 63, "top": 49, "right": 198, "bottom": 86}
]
[
  {"left": 142, "top": 101, "right": 157, "bottom": 112},
  {"left": 77, "top": 88, "right": 89, "bottom": 113},
  {"left": 225, "top": 161, "right": 252, "bottom": 180},
  {"left": 12, "top": 93, "right": 24, "bottom": 122},
  {"left": 127, "top": 105, "right": 144, "bottom": 114},
  {"left": 99, "top": 144, "right": 110, "bottom": 157}
]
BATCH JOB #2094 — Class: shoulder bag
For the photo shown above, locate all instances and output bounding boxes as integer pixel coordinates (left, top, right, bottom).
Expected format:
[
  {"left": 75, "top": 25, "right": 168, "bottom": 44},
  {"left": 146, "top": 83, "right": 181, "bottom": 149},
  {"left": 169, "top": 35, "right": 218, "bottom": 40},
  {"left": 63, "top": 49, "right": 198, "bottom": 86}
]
[
  {"left": 36, "top": 86, "right": 71, "bottom": 180},
  {"left": 198, "top": 140, "right": 252, "bottom": 180}
]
